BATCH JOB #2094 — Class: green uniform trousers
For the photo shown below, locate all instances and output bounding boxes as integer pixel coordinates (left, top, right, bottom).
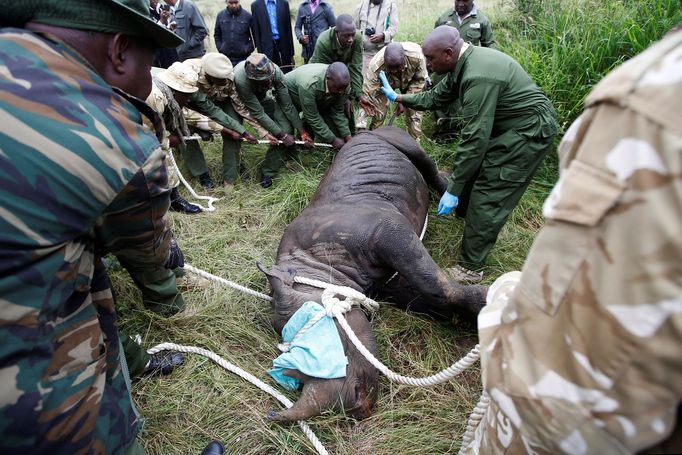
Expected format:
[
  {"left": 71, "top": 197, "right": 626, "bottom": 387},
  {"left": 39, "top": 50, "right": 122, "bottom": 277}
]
[
  {"left": 118, "top": 261, "right": 185, "bottom": 377},
  {"left": 179, "top": 138, "right": 208, "bottom": 177},
  {"left": 179, "top": 103, "right": 245, "bottom": 183},
  {"left": 121, "top": 335, "right": 150, "bottom": 377},
  {"left": 260, "top": 97, "right": 296, "bottom": 177},
  {"left": 220, "top": 103, "right": 244, "bottom": 183},
  {"left": 456, "top": 116, "right": 556, "bottom": 271}
]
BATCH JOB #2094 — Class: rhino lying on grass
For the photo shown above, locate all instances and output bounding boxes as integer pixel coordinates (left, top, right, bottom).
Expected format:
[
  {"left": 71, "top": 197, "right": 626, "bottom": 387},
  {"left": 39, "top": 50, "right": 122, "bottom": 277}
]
[{"left": 258, "top": 127, "right": 486, "bottom": 422}]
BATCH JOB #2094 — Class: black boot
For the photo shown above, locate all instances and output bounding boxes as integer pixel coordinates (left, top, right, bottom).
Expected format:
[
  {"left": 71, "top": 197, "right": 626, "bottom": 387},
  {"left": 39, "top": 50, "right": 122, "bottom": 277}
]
[
  {"left": 141, "top": 351, "right": 184, "bottom": 376},
  {"left": 200, "top": 441, "right": 225, "bottom": 455},
  {"left": 170, "top": 188, "right": 201, "bottom": 214},
  {"left": 198, "top": 172, "right": 215, "bottom": 191}
]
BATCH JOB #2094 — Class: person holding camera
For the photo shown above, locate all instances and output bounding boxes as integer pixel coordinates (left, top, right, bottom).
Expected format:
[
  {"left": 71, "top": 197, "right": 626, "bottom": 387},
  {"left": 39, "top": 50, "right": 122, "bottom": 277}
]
[
  {"left": 294, "top": 0, "right": 336, "bottom": 63},
  {"left": 353, "top": 0, "right": 399, "bottom": 73}
]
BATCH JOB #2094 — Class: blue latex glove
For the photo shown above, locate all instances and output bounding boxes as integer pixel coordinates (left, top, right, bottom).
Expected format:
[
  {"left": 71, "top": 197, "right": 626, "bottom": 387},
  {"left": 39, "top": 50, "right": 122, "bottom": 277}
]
[
  {"left": 437, "top": 191, "right": 459, "bottom": 215},
  {"left": 378, "top": 71, "right": 398, "bottom": 102}
]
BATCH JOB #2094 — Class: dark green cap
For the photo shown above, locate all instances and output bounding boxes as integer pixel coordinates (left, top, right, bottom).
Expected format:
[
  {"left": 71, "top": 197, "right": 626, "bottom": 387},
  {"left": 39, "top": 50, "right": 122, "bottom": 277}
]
[{"left": 0, "top": 0, "right": 183, "bottom": 48}]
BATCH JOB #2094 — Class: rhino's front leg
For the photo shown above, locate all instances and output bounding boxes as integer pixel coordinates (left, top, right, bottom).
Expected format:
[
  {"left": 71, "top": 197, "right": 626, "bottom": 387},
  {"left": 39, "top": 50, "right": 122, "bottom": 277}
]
[{"left": 374, "top": 219, "right": 487, "bottom": 315}]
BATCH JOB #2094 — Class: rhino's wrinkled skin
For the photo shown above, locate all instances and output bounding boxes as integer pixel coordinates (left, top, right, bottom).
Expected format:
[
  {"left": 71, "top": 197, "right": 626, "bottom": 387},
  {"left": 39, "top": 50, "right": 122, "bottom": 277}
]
[{"left": 261, "top": 127, "right": 487, "bottom": 422}]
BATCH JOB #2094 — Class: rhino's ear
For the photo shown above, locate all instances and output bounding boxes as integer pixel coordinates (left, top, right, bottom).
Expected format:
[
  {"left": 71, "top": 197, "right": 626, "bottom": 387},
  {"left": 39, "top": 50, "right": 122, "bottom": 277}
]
[{"left": 257, "top": 262, "right": 297, "bottom": 293}]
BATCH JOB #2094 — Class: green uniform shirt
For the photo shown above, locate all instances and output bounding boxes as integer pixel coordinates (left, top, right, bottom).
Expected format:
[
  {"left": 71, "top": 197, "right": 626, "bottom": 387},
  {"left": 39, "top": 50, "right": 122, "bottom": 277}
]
[
  {"left": 284, "top": 63, "right": 351, "bottom": 142},
  {"left": 401, "top": 46, "right": 555, "bottom": 195},
  {"left": 188, "top": 89, "right": 246, "bottom": 135},
  {"left": 308, "top": 27, "right": 364, "bottom": 100},
  {"left": 233, "top": 61, "right": 303, "bottom": 136},
  {"left": 435, "top": 7, "right": 495, "bottom": 48}
]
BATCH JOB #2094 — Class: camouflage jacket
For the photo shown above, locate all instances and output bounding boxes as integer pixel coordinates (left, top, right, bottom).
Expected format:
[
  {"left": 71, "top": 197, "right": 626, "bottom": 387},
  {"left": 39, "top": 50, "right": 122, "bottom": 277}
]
[
  {"left": 184, "top": 58, "right": 270, "bottom": 137},
  {"left": 363, "top": 41, "right": 427, "bottom": 97},
  {"left": 468, "top": 27, "right": 682, "bottom": 454},
  {"left": 0, "top": 29, "right": 173, "bottom": 454}
]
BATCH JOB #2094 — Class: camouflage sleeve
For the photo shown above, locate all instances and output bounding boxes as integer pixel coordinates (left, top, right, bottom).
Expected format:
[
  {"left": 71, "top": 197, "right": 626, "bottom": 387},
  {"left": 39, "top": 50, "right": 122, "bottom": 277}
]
[
  {"left": 467, "top": 30, "right": 682, "bottom": 454},
  {"left": 229, "top": 87, "right": 270, "bottom": 137},
  {"left": 363, "top": 58, "right": 382, "bottom": 98},
  {"left": 406, "top": 58, "right": 427, "bottom": 94},
  {"left": 95, "top": 146, "right": 173, "bottom": 268}
]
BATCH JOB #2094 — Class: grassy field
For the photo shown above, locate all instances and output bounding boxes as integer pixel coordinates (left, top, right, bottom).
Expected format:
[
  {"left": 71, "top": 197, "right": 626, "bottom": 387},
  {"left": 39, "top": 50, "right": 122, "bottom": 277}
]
[{"left": 111, "top": 0, "right": 679, "bottom": 453}]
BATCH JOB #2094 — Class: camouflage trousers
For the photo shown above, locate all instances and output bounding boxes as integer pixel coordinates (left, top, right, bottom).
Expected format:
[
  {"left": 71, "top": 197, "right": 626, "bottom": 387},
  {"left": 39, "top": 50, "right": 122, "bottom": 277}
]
[{"left": 356, "top": 92, "right": 422, "bottom": 141}]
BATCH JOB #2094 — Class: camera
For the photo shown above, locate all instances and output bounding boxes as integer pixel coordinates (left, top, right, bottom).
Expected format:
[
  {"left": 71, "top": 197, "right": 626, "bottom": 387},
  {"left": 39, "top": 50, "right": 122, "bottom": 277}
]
[
  {"left": 160, "top": 4, "right": 171, "bottom": 11},
  {"left": 364, "top": 26, "right": 376, "bottom": 36}
]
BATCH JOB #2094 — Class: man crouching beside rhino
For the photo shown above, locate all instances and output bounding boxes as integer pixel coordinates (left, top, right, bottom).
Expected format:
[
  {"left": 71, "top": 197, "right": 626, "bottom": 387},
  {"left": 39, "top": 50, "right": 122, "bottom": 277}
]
[{"left": 259, "top": 127, "right": 487, "bottom": 422}]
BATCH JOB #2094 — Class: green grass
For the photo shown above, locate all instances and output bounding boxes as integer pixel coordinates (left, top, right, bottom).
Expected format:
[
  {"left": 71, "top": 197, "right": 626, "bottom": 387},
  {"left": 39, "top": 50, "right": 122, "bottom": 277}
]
[{"left": 115, "top": 0, "right": 681, "bottom": 453}]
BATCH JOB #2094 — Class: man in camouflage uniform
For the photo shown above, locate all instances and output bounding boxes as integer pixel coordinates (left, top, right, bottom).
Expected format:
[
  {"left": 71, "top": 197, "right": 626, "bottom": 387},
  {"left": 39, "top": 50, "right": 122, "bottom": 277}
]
[
  {"left": 182, "top": 52, "right": 262, "bottom": 189},
  {"left": 233, "top": 53, "right": 313, "bottom": 188},
  {"left": 463, "top": 25, "right": 682, "bottom": 454},
  {"left": 380, "top": 26, "right": 557, "bottom": 282},
  {"left": 284, "top": 62, "right": 352, "bottom": 151},
  {"left": 356, "top": 41, "right": 428, "bottom": 141},
  {"left": 0, "top": 0, "right": 190, "bottom": 453}
]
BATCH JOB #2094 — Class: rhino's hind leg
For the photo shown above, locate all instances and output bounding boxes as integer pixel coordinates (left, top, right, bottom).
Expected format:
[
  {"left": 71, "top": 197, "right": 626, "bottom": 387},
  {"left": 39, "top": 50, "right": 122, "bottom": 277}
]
[{"left": 381, "top": 274, "right": 460, "bottom": 321}]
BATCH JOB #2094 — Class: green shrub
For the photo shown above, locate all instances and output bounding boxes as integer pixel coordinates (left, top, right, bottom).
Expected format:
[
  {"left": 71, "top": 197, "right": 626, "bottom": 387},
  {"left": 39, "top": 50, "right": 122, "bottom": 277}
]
[{"left": 500, "top": 0, "right": 682, "bottom": 130}]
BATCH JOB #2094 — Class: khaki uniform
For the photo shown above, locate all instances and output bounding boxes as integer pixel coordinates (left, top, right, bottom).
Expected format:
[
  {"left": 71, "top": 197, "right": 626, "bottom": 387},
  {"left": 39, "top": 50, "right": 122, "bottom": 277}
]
[
  {"left": 465, "top": 28, "right": 682, "bottom": 454},
  {"left": 356, "top": 41, "right": 427, "bottom": 140},
  {"left": 353, "top": 0, "right": 399, "bottom": 72},
  {"left": 146, "top": 83, "right": 181, "bottom": 188}
]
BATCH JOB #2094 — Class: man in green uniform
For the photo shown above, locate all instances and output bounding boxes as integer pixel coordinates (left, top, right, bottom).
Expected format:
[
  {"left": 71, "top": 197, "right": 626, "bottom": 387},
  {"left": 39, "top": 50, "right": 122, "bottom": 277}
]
[
  {"left": 435, "top": 0, "right": 494, "bottom": 47},
  {"left": 284, "top": 62, "right": 352, "bottom": 150},
  {"left": 309, "top": 14, "right": 377, "bottom": 129},
  {"left": 432, "top": 0, "right": 495, "bottom": 142},
  {"left": 380, "top": 26, "right": 557, "bottom": 282},
  {"left": 234, "top": 53, "right": 313, "bottom": 188},
  {"left": 181, "top": 52, "right": 260, "bottom": 190},
  {"left": 463, "top": 24, "right": 682, "bottom": 454}
]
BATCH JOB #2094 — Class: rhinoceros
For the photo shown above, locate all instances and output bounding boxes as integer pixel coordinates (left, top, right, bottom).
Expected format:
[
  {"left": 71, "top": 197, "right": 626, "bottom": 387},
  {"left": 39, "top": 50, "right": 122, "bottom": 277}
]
[{"left": 259, "top": 127, "right": 487, "bottom": 422}]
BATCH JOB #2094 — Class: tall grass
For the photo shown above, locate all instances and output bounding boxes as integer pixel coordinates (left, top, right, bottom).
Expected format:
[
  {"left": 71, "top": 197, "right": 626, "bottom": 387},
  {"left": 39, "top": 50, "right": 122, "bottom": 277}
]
[
  {"left": 497, "top": 0, "right": 682, "bottom": 130},
  {"left": 118, "top": 1, "right": 682, "bottom": 454}
]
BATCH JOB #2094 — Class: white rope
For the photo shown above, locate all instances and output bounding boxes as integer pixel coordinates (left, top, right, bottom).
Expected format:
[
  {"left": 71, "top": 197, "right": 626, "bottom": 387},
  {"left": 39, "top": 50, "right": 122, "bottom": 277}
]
[
  {"left": 147, "top": 342, "right": 328, "bottom": 455},
  {"left": 186, "top": 261, "right": 480, "bottom": 387},
  {"left": 167, "top": 150, "right": 220, "bottom": 212},
  {"left": 184, "top": 264, "right": 272, "bottom": 302},
  {"left": 183, "top": 134, "right": 333, "bottom": 148},
  {"left": 458, "top": 391, "right": 490, "bottom": 455},
  {"left": 287, "top": 273, "right": 481, "bottom": 387}
]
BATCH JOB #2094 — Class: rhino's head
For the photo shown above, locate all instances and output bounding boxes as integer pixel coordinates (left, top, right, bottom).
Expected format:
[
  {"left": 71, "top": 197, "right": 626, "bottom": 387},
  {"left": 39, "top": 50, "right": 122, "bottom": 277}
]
[{"left": 258, "top": 263, "right": 380, "bottom": 422}]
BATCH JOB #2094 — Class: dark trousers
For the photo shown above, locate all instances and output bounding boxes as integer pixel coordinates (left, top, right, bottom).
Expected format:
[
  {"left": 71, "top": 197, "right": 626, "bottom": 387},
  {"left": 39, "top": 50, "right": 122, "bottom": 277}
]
[{"left": 271, "top": 39, "right": 293, "bottom": 73}]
